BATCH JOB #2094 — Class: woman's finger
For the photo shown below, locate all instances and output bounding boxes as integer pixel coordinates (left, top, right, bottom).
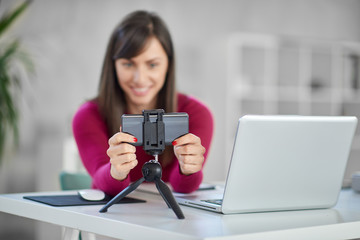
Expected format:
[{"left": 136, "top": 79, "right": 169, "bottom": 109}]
[
  {"left": 108, "top": 132, "right": 138, "bottom": 146},
  {"left": 110, "top": 153, "right": 137, "bottom": 165},
  {"left": 178, "top": 154, "right": 204, "bottom": 165},
  {"left": 174, "top": 144, "right": 205, "bottom": 155},
  {"left": 107, "top": 143, "right": 136, "bottom": 158},
  {"left": 172, "top": 133, "right": 201, "bottom": 146}
]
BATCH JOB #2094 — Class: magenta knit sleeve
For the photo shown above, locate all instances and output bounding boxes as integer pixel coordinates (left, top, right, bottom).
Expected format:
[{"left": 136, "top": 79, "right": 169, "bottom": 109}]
[
  {"left": 72, "top": 102, "right": 130, "bottom": 196},
  {"left": 169, "top": 96, "right": 214, "bottom": 193}
]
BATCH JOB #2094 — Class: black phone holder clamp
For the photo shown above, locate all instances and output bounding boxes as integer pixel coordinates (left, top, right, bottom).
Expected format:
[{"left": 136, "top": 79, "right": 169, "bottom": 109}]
[
  {"left": 143, "top": 109, "right": 165, "bottom": 157},
  {"left": 99, "top": 109, "right": 185, "bottom": 219}
]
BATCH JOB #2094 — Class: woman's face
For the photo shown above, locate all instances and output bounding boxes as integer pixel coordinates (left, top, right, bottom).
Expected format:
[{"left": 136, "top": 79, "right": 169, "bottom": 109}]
[{"left": 115, "top": 37, "right": 169, "bottom": 113}]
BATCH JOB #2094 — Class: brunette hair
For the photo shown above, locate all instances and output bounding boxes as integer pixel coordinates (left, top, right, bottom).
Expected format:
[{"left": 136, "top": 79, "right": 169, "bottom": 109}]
[
  {"left": 95, "top": 10, "right": 176, "bottom": 136},
  {"left": 95, "top": 10, "right": 177, "bottom": 165}
]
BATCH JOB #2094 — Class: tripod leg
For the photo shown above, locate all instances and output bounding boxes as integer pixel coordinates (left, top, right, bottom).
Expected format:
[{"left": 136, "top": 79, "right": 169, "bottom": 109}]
[
  {"left": 155, "top": 182, "right": 171, "bottom": 208},
  {"left": 99, "top": 177, "right": 145, "bottom": 213},
  {"left": 155, "top": 179, "right": 185, "bottom": 219}
]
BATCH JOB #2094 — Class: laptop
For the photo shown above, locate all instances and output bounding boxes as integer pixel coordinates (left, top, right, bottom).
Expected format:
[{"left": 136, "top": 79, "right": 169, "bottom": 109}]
[{"left": 175, "top": 115, "right": 358, "bottom": 214}]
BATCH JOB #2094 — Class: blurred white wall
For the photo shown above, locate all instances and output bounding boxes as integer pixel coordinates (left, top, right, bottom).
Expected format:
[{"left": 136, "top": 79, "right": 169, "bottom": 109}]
[{"left": 1, "top": 0, "right": 360, "bottom": 239}]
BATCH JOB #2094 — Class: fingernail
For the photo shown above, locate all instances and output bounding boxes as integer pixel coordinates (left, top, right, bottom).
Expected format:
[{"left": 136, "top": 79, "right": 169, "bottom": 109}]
[
  {"left": 134, "top": 137, "right": 138, "bottom": 142},
  {"left": 172, "top": 140, "right": 177, "bottom": 146}
]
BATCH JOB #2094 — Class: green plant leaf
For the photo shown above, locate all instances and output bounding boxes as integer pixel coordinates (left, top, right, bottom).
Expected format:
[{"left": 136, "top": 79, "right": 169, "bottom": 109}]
[
  {"left": 0, "top": 1, "right": 31, "bottom": 38},
  {"left": 0, "top": 118, "right": 4, "bottom": 159},
  {"left": 15, "top": 47, "right": 36, "bottom": 76},
  {"left": 0, "top": 1, "right": 32, "bottom": 163},
  {"left": 0, "top": 40, "right": 20, "bottom": 65}
]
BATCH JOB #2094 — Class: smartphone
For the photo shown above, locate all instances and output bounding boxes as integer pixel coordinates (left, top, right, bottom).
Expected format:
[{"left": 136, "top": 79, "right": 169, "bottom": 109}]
[{"left": 121, "top": 112, "right": 189, "bottom": 146}]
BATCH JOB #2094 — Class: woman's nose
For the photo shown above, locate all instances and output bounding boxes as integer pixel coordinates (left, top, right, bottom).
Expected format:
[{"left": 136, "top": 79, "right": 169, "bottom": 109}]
[{"left": 133, "top": 67, "right": 147, "bottom": 84}]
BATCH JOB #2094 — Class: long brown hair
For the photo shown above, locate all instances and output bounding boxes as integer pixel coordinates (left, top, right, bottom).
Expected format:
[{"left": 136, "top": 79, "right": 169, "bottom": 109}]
[{"left": 95, "top": 10, "right": 177, "bottom": 165}]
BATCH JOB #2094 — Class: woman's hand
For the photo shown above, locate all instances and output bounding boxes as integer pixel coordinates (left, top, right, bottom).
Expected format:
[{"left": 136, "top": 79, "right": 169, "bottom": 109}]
[
  {"left": 107, "top": 132, "right": 138, "bottom": 181},
  {"left": 172, "top": 133, "right": 206, "bottom": 175}
]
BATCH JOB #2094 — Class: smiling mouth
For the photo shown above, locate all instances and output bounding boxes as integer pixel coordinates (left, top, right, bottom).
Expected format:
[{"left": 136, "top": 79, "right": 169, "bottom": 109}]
[{"left": 132, "top": 86, "right": 150, "bottom": 96}]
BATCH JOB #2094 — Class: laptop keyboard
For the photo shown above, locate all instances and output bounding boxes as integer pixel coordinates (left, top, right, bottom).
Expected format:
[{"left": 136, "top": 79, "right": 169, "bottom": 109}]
[{"left": 202, "top": 199, "right": 223, "bottom": 205}]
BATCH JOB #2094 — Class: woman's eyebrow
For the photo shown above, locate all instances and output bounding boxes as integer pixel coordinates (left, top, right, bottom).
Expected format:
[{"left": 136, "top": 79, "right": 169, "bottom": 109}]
[
  {"left": 119, "top": 58, "right": 132, "bottom": 61},
  {"left": 146, "top": 57, "right": 162, "bottom": 62}
]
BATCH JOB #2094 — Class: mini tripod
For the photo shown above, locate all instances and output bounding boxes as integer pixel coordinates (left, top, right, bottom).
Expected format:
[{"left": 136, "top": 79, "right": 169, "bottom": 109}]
[{"left": 99, "top": 110, "right": 185, "bottom": 219}]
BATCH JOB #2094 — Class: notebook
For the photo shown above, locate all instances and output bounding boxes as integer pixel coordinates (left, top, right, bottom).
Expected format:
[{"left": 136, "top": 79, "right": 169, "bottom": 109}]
[{"left": 175, "top": 115, "right": 357, "bottom": 214}]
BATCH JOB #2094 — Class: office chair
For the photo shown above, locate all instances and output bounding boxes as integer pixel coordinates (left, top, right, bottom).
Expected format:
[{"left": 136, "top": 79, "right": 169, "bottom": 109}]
[{"left": 59, "top": 171, "right": 91, "bottom": 190}]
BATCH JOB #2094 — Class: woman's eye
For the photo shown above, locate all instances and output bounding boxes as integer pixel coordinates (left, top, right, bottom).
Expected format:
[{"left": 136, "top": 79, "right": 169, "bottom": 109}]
[
  {"left": 122, "top": 62, "right": 133, "bottom": 67},
  {"left": 149, "top": 63, "right": 158, "bottom": 68}
]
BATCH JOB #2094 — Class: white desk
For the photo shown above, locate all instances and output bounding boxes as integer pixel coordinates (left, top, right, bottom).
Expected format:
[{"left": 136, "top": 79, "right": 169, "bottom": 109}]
[{"left": 0, "top": 189, "right": 360, "bottom": 240}]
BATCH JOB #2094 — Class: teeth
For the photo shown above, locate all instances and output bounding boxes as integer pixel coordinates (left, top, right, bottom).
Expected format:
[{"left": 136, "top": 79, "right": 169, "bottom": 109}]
[{"left": 133, "top": 87, "right": 148, "bottom": 93}]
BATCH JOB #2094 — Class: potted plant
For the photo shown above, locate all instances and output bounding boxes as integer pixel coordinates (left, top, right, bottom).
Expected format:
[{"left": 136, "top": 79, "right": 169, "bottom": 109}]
[{"left": 0, "top": 0, "right": 34, "bottom": 165}]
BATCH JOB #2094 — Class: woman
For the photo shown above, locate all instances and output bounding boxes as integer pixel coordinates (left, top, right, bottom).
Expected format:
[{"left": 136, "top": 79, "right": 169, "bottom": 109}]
[{"left": 72, "top": 10, "right": 214, "bottom": 196}]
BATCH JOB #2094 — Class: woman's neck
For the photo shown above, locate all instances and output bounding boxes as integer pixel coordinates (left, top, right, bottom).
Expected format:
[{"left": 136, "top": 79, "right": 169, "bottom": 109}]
[{"left": 127, "top": 100, "right": 157, "bottom": 114}]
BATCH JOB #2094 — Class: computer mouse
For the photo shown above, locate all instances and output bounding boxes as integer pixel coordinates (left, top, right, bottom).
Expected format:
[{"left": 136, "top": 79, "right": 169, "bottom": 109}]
[{"left": 78, "top": 189, "right": 106, "bottom": 201}]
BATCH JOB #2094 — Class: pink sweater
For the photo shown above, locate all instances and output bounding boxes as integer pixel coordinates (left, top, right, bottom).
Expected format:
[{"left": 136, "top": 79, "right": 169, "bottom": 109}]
[{"left": 72, "top": 93, "right": 214, "bottom": 196}]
